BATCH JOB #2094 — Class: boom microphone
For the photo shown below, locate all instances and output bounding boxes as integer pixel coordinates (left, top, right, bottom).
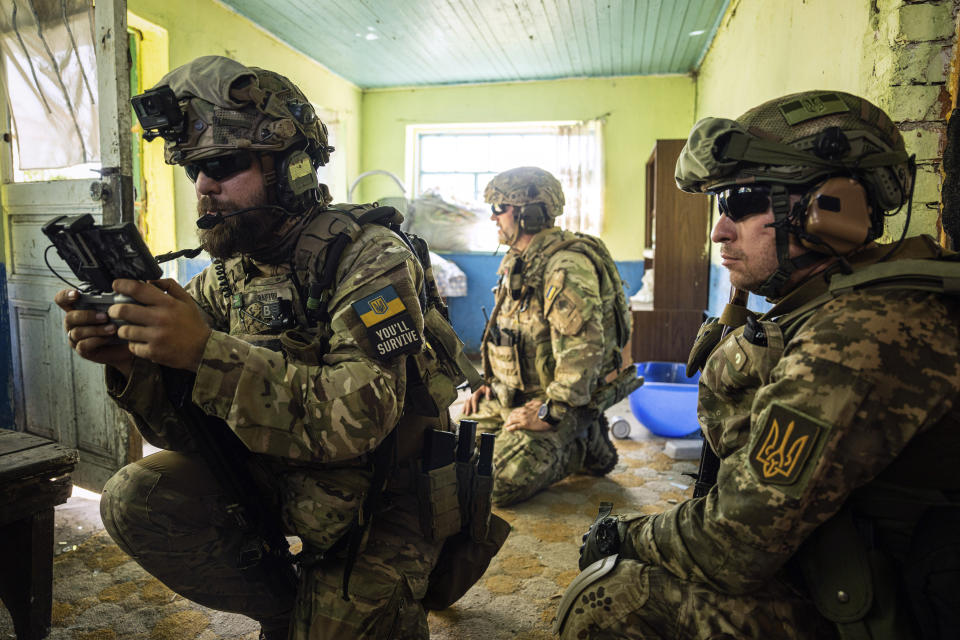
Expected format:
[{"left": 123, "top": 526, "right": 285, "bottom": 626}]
[{"left": 196, "top": 205, "right": 290, "bottom": 229}]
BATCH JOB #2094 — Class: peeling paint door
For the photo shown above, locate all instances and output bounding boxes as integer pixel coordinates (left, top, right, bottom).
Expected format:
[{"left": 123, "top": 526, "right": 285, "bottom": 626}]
[{"left": 0, "top": 0, "right": 141, "bottom": 490}]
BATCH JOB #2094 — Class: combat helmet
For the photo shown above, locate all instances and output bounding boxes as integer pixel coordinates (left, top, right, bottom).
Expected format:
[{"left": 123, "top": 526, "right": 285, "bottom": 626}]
[
  {"left": 131, "top": 55, "right": 335, "bottom": 212},
  {"left": 675, "top": 90, "right": 914, "bottom": 297},
  {"left": 484, "top": 166, "right": 565, "bottom": 234}
]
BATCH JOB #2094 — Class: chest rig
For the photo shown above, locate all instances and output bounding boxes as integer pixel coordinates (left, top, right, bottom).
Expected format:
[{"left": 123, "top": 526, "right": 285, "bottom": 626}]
[
  {"left": 481, "top": 228, "right": 631, "bottom": 406},
  {"left": 288, "top": 204, "right": 479, "bottom": 416},
  {"left": 211, "top": 204, "right": 481, "bottom": 599}
]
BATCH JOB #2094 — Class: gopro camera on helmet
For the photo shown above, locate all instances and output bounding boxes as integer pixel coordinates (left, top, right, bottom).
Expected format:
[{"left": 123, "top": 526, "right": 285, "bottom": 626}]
[{"left": 131, "top": 85, "right": 185, "bottom": 142}]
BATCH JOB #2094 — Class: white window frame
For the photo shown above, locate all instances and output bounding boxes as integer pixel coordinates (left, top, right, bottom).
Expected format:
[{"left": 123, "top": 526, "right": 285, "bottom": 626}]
[{"left": 405, "top": 120, "right": 604, "bottom": 236}]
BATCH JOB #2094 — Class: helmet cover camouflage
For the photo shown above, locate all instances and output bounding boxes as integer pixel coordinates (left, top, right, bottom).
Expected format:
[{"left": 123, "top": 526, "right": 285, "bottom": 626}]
[
  {"left": 675, "top": 91, "right": 912, "bottom": 212},
  {"left": 148, "top": 55, "right": 332, "bottom": 166},
  {"left": 484, "top": 166, "right": 565, "bottom": 218}
]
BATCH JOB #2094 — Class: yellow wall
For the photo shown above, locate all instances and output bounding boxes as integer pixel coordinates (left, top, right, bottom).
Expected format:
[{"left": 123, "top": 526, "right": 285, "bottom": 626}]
[
  {"left": 360, "top": 75, "right": 696, "bottom": 260},
  {"left": 127, "top": 14, "right": 174, "bottom": 254},
  {"left": 693, "top": 0, "right": 955, "bottom": 313},
  {"left": 696, "top": 0, "right": 951, "bottom": 239},
  {"left": 128, "top": 0, "right": 362, "bottom": 251},
  {"left": 696, "top": 0, "right": 873, "bottom": 120}
]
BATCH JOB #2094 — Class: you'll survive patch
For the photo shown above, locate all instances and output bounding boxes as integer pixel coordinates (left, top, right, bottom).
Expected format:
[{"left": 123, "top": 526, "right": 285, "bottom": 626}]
[{"left": 352, "top": 285, "right": 422, "bottom": 360}]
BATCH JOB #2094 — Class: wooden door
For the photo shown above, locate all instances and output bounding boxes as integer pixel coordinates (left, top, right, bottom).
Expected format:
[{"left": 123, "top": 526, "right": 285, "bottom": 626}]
[{"left": 0, "top": 0, "right": 141, "bottom": 490}]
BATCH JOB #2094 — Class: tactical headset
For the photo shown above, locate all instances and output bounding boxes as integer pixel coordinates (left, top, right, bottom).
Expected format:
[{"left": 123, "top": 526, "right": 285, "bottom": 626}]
[
  {"left": 516, "top": 202, "right": 551, "bottom": 233},
  {"left": 262, "top": 148, "right": 322, "bottom": 214},
  {"left": 797, "top": 176, "right": 875, "bottom": 255}
]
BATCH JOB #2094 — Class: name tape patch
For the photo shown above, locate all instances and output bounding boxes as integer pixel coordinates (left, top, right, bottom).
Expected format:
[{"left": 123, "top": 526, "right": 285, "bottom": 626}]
[{"left": 352, "top": 285, "right": 422, "bottom": 360}]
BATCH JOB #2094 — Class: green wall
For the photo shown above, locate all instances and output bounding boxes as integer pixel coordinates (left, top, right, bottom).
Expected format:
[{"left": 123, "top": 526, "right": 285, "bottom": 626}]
[
  {"left": 128, "top": 0, "right": 362, "bottom": 251},
  {"left": 360, "top": 75, "right": 696, "bottom": 260},
  {"left": 696, "top": 0, "right": 872, "bottom": 120}
]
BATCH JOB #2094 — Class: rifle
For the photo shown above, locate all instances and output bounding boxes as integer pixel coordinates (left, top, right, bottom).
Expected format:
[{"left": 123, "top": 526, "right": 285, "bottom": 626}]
[
  {"left": 692, "top": 286, "right": 749, "bottom": 499},
  {"left": 163, "top": 368, "right": 298, "bottom": 592}
]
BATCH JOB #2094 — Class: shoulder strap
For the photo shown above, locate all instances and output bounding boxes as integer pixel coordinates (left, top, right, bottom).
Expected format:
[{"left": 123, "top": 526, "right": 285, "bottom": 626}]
[
  {"left": 537, "top": 232, "right": 632, "bottom": 351},
  {"left": 294, "top": 205, "right": 404, "bottom": 325},
  {"left": 767, "top": 255, "right": 960, "bottom": 338},
  {"left": 828, "top": 258, "right": 960, "bottom": 297}
]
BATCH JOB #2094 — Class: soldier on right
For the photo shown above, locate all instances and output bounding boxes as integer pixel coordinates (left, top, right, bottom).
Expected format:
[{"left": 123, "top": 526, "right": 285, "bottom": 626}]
[{"left": 555, "top": 90, "right": 960, "bottom": 639}]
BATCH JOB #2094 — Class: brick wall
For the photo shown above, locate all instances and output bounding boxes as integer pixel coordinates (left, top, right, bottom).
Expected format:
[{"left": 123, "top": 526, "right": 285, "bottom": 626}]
[{"left": 867, "top": 0, "right": 958, "bottom": 241}]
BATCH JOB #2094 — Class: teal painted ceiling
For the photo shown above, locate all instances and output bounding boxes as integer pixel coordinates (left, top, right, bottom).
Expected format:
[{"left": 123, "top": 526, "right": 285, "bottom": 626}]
[{"left": 219, "top": 0, "right": 730, "bottom": 89}]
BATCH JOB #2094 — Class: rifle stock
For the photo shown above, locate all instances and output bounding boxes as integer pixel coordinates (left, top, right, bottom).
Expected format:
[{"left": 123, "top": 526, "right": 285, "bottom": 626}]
[{"left": 692, "top": 287, "right": 749, "bottom": 499}]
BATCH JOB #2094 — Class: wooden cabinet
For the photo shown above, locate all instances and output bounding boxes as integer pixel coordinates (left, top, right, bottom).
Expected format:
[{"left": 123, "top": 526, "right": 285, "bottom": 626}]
[{"left": 632, "top": 139, "right": 711, "bottom": 363}]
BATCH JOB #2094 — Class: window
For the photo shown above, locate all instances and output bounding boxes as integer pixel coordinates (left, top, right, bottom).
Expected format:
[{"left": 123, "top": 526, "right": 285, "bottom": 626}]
[
  {"left": 1, "top": 0, "right": 101, "bottom": 182},
  {"left": 407, "top": 120, "right": 604, "bottom": 237}
]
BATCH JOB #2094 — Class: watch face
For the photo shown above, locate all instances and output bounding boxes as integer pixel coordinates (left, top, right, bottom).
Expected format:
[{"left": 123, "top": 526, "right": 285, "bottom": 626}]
[{"left": 538, "top": 403, "right": 549, "bottom": 421}]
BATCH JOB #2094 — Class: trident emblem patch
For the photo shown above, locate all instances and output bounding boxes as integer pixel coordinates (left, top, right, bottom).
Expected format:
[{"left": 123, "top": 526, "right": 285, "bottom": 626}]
[
  {"left": 750, "top": 404, "right": 822, "bottom": 485},
  {"left": 369, "top": 296, "right": 388, "bottom": 315}
]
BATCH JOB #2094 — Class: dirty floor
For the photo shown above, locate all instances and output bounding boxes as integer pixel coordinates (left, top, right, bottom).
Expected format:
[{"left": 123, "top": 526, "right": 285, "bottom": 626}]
[{"left": 0, "top": 398, "right": 698, "bottom": 639}]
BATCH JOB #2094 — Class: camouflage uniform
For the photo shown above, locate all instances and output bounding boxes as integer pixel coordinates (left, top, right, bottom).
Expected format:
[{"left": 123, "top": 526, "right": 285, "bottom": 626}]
[
  {"left": 560, "top": 237, "right": 960, "bottom": 639},
  {"left": 99, "top": 57, "right": 460, "bottom": 640},
  {"left": 99, "top": 216, "right": 446, "bottom": 638},
  {"left": 461, "top": 226, "right": 623, "bottom": 506},
  {"left": 559, "top": 91, "right": 960, "bottom": 639}
]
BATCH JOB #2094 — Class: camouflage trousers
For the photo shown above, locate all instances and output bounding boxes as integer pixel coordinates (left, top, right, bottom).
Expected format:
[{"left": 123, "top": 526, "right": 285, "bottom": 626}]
[
  {"left": 460, "top": 395, "right": 586, "bottom": 507},
  {"left": 100, "top": 450, "right": 442, "bottom": 639},
  {"left": 558, "top": 559, "right": 837, "bottom": 640}
]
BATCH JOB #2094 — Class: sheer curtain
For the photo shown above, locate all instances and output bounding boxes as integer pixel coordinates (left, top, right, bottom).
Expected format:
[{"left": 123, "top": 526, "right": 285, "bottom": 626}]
[
  {"left": 0, "top": 0, "right": 99, "bottom": 170},
  {"left": 556, "top": 117, "right": 604, "bottom": 235}
]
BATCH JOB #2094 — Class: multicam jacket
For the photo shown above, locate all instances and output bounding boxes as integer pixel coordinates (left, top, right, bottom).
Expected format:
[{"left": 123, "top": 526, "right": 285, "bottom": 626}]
[
  {"left": 106, "top": 206, "right": 426, "bottom": 549},
  {"left": 482, "top": 227, "right": 623, "bottom": 412},
  {"left": 622, "top": 236, "right": 960, "bottom": 597}
]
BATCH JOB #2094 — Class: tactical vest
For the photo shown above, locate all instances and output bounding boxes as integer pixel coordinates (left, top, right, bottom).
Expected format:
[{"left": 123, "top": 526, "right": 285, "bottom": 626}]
[
  {"left": 209, "top": 204, "right": 480, "bottom": 583},
  {"left": 692, "top": 247, "right": 960, "bottom": 640},
  {"left": 481, "top": 227, "right": 631, "bottom": 407},
  {"left": 288, "top": 203, "right": 480, "bottom": 425}
]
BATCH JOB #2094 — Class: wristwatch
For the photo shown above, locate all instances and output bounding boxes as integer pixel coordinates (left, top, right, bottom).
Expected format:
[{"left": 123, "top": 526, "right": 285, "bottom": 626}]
[{"left": 537, "top": 400, "right": 562, "bottom": 426}]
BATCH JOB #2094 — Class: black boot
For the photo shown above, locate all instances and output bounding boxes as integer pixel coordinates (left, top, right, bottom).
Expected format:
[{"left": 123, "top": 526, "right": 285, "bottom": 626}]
[
  {"left": 258, "top": 613, "right": 291, "bottom": 640},
  {"left": 580, "top": 414, "right": 618, "bottom": 476}
]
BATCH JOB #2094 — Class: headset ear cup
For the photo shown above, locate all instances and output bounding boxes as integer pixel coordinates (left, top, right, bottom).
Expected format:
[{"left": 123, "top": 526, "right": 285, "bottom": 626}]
[
  {"left": 277, "top": 150, "right": 319, "bottom": 213},
  {"left": 519, "top": 203, "right": 548, "bottom": 232},
  {"left": 801, "top": 177, "right": 873, "bottom": 255}
]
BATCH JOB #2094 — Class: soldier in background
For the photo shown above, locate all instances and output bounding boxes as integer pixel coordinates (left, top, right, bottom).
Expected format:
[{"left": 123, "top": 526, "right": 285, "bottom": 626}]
[
  {"left": 460, "top": 167, "right": 632, "bottom": 506},
  {"left": 556, "top": 91, "right": 960, "bottom": 639},
  {"left": 56, "top": 56, "right": 504, "bottom": 639}
]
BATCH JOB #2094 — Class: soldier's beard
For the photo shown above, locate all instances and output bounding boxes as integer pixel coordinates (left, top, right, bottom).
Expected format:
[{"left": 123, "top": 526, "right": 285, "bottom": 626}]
[
  {"left": 497, "top": 218, "right": 521, "bottom": 246},
  {"left": 196, "top": 195, "right": 283, "bottom": 259}
]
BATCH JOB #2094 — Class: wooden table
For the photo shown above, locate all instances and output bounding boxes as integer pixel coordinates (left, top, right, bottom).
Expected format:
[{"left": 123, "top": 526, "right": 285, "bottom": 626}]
[{"left": 0, "top": 430, "right": 78, "bottom": 640}]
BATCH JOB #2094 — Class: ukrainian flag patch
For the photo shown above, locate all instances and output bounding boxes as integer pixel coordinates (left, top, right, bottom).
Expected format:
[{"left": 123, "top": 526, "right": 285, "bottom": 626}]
[
  {"left": 545, "top": 284, "right": 560, "bottom": 304},
  {"left": 352, "top": 285, "right": 422, "bottom": 360}
]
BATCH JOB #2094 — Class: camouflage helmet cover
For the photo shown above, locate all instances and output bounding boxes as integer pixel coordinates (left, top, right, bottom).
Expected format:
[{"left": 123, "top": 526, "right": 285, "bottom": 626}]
[
  {"left": 484, "top": 166, "right": 566, "bottom": 218},
  {"left": 675, "top": 90, "right": 912, "bottom": 212},
  {"left": 151, "top": 55, "right": 331, "bottom": 166}
]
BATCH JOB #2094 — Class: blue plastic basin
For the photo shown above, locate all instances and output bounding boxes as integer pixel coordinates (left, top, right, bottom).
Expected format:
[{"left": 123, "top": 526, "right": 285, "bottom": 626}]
[{"left": 628, "top": 361, "right": 701, "bottom": 438}]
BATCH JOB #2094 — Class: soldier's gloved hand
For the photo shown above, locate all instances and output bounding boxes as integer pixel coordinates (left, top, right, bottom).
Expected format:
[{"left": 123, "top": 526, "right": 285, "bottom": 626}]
[{"left": 578, "top": 501, "right": 629, "bottom": 570}]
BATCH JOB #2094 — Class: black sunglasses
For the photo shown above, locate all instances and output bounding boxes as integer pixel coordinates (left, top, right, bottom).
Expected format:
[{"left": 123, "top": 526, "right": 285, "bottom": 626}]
[
  {"left": 491, "top": 203, "right": 513, "bottom": 215},
  {"left": 184, "top": 151, "right": 253, "bottom": 182},
  {"left": 717, "top": 185, "right": 776, "bottom": 222}
]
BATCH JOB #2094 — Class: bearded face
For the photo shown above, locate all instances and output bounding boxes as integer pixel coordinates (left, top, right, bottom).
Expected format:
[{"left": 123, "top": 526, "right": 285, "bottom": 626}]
[{"left": 195, "top": 194, "right": 280, "bottom": 259}]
